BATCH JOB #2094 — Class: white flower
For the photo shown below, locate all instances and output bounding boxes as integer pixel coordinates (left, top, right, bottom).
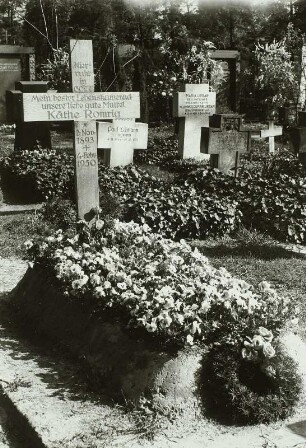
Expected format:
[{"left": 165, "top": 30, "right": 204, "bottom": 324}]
[
  {"left": 190, "top": 321, "right": 201, "bottom": 335},
  {"left": 258, "top": 281, "right": 271, "bottom": 291},
  {"left": 186, "top": 334, "right": 194, "bottom": 345},
  {"left": 117, "top": 282, "right": 127, "bottom": 291},
  {"left": 257, "top": 327, "right": 273, "bottom": 343},
  {"left": 90, "top": 273, "right": 101, "bottom": 286},
  {"left": 95, "top": 219, "right": 104, "bottom": 230},
  {"left": 24, "top": 240, "right": 33, "bottom": 249},
  {"left": 200, "top": 301, "right": 210, "bottom": 313},
  {"left": 70, "top": 264, "right": 82, "bottom": 275},
  {"left": 262, "top": 342, "right": 275, "bottom": 359},
  {"left": 252, "top": 335, "right": 265, "bottom": 350},
  {"left": 94, "top": 286, "right": 105, "bottom": 298},
  {"left": 103, "top": 281, "right": 112, "bottom": 290}
]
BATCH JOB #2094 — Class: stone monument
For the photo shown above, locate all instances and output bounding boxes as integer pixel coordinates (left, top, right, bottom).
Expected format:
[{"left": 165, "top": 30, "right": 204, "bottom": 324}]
[
  {"left": 173, "top": 83, "right": 216, "bottom": 160},
  {"left": 0, "top": 45, "right": 35, "bottom": 122}
]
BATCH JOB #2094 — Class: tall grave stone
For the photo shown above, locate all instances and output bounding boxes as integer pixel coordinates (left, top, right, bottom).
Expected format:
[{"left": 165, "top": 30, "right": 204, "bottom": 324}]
[
  {"left": 173, "top": 83, "right": 216, "bottom": 160},
  {"left": 0, "top": 45, "right": 35, "bottom": 122},
  {"left": 19, "top": 39, "right": 140, "bottom": 220},
  {"left": 201, "top": 114, "right": 250, "bottom": 175},
  {"left": 6, "top": 81, "right": 52, "bottom": 149},
  {"left": 97, "top": 118, "right": 148, "bottom": 167},
  {"left": 290, "top": 111, "right": 306, "bottom": 167}
]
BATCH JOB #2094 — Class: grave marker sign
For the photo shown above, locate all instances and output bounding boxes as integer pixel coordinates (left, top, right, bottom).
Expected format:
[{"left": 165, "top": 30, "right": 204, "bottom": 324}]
[
  {"left": 260, "top": 120, "right": 282, "bottom": 153},
  {"left": 97, "top": 118, "right": 148, "bottom": 167},
  {"left": 20, "top": 39, "right": 140, "bottom": 220},
  {"left": 201, "top": 114, "right": 251, "bottom": 175},
  {"left": 289, "top": 111, "right": 306, "bottom": 167},
  {"left": 173, "top": 83, "right": 216, "bottom": 159}
]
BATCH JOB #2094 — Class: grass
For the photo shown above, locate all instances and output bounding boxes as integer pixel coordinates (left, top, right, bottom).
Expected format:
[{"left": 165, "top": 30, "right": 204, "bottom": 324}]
[
  {"left": 192, "top": 228, "right": 306, "bottom": 341},
  {"left": 0, "top": 212, "right": 44, "bottom": 258}
]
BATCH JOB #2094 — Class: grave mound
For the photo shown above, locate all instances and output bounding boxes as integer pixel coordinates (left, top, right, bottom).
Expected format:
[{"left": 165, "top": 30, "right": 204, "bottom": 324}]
[{"left": 10, "top": 265, "right": 205, "bottom": 416}]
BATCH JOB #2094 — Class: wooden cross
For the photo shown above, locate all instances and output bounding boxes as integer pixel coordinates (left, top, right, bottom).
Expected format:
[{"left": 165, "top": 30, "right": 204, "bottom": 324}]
[
  {"left": 260, "top": 120, "right": 282, "bottom": 153},
  {"left": 173, "top": 83, "right": 216, "bottom": 159},
  {"left": 97, "top": 118, "right": 148, "bottom": 167},
  {"left": 201, "top": 114, "right": 251, "bottom": 176},
  {"left": 20, "top": 39, "right": 140, "bottom": 220}
]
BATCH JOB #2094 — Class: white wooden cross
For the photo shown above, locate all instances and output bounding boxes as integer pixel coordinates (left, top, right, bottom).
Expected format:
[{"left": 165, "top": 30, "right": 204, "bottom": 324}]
[
  {"left": 260, "top": 120, "right": 283, "bottom": 153},
  {"left": 97, "top": 118, "right": 148, "bottom": 167},
  {"left": 20, "top": 39, "right": 140, "bottom": 220},
  {"left": 173, "top": 83, "right": 216, "bottom": 159}
]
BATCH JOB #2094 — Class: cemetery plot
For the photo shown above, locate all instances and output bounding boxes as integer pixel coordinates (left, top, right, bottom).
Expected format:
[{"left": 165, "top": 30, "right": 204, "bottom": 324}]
[
  {"left": 97, "top": 118, "right": 148, "bottom": 167},
  {"left": 201, "top": 114, "right": 250, "bottom": 175},
  {"left": 173, "top": 83, "right": 216, "bottom": 159}
]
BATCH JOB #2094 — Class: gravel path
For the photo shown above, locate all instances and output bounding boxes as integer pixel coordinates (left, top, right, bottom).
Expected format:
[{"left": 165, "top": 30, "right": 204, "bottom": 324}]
[{"left": 0, "top": 258, "right": 28, "bottom": 295}]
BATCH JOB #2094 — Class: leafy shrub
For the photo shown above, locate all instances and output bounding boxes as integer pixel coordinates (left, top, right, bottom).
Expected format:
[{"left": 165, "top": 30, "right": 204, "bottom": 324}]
[
  {"left": 2, "top": 144, "right": 305, "bottom": 244},
  {"left": 125, "top": 184, "right": 241, "bottom": 240},
  {"left": 98, "top": 164, "right": 159, "bottom": 201},
  {"left": 240, "top": 148, "right": 306, "bottom": 179},
  {"left": 184, "top": 159, "right": 306, "bottom": 244},
  {"left": 25, "top": 220, "right": 296, "bottom": 349},
  {"left": 134, "top": 134, "right": 179, "bottom": 166},
  {"left": 162, "top": 157, "right": 210, "bottom": 174},
  {"left": 0, "top": 147, "right": 74, "bottom": 202},
  {"left": 40, "top": 198, "right": 77, "bottom": 231},
  {"left": 201, "top": 343, "right": 301, "bottom": 424}
]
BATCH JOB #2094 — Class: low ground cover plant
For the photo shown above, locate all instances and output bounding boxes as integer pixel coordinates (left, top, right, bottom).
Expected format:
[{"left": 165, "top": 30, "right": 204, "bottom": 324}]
[
  {"left": 125, "top": 184, "right": 241, "bottom": 240},
  {"left": 2, "top": 145, "right": 305, "bottom": 243},
  {"left": 0, "top": 147, "right": 75, "bottom": 202},
  {"left": 183, "top": 151, "right": 306, "bottom": 244}
]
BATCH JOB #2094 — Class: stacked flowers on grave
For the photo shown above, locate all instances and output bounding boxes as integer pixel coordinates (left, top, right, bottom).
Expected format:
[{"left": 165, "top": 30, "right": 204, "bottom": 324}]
[{"left": 24, "top": 218, "right": 301, "bottom": 424}]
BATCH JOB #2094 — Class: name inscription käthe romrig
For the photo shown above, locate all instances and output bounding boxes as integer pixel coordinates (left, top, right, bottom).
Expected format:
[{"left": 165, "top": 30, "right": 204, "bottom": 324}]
[{"left": 22, "top": 92, "right": 140, "bottom": 122}]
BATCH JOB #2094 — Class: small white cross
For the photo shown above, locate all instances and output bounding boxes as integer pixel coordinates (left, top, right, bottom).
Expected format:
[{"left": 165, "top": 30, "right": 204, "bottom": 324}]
[{"left": 260, "top": 120, "right": 283, "bottom": 153}]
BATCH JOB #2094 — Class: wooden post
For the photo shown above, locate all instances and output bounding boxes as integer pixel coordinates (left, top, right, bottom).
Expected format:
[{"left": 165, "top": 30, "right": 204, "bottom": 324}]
[{"left": 70, "top": 39, "right": 98, "bottom": 221}]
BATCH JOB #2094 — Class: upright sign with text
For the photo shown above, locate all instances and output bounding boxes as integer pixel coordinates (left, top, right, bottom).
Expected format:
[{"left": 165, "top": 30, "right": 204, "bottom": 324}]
[
  {"left": 20, "top": 39, "right": 141, "bottom": 220},
  {"left": 97, "top": 118, "right": 148, "bottom": 167},
  {"left": 173, "top": 83, "right": 216, "bottom": 159}
]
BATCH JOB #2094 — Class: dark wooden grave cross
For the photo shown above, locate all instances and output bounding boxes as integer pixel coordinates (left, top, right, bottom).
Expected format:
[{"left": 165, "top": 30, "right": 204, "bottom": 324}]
[{"left": 201, "top": 114, "right": 251, "bottom": 176}]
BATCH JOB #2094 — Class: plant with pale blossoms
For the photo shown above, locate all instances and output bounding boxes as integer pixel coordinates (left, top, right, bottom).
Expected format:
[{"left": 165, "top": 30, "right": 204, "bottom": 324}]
[
  {"left": 24, "top": 219, "right": 298, "bottom": 348},
  {"left": 242, "top": 327, "right": 275, "bottom": 363}
]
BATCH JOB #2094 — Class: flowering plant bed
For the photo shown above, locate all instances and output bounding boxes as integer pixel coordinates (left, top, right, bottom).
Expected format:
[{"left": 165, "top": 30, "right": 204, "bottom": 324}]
[
  {"left": 18, "top": 218, "right": 301, "bottom": 423},
  {"left": 25, "top": 219, "right": 297, "bottom": 348}
]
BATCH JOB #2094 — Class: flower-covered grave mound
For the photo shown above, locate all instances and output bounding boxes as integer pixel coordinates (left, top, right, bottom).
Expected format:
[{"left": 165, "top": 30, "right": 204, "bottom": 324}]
[{"left": 25, "top": 219, "right": 297, "bottom": 349}]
